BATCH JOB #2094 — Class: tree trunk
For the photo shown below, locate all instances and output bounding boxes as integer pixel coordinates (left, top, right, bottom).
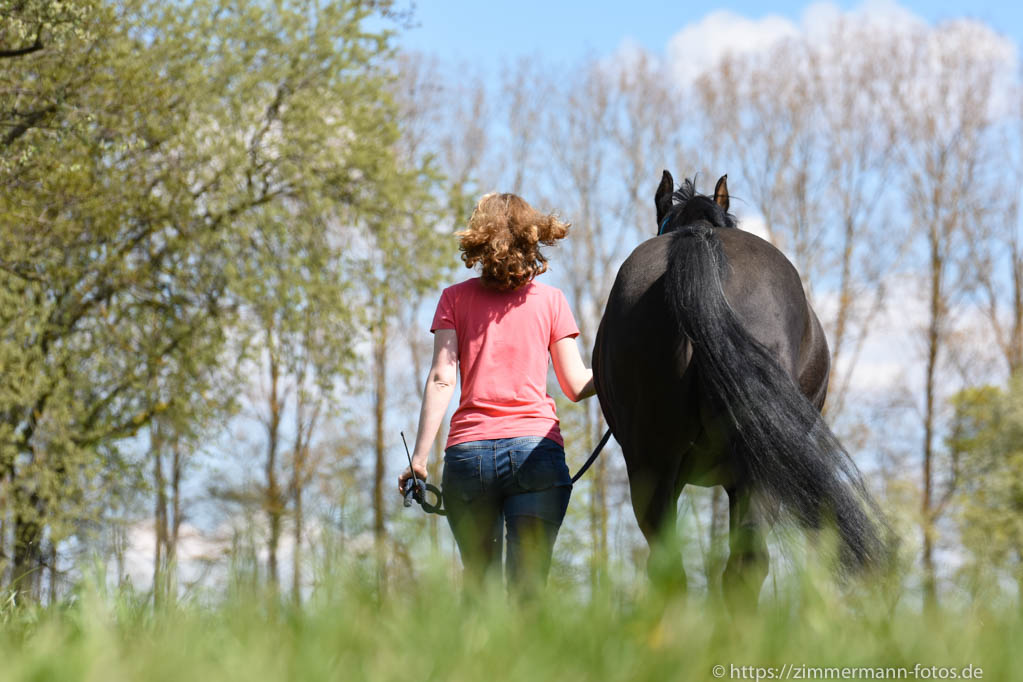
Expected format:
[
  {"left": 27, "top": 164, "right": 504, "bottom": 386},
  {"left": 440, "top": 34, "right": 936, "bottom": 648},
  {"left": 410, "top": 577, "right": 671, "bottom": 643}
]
[
  {"left": 372, "top": 311, "right": 389, "bottom": 592},
  {"left": 11, "top": 481, "right": 42, "bottom": 603},
  {"left": 11, "top": 519, "right": 39, "bottom": 602},
  {"left": 592, "top": 407, "right": 608, "bottom": 584},
  {"left": 921, "top": 229, "right": 943, "bottom": 610},
  {"left": 153, "top": 422, "right": 168, "bottom": 606},
  {"left": 827, "top": 215, "right": 857, "bottom": 416},
  {"left": 265, "top": 336, "right": 284, "bottom": 590},
  {"left": 569, "top": 273, "right": 609, "bottom": 589},
  {"left": 292, "top": 477, "right": 302, "bottom": 602},
  {"left": 32, "top": 546, "right": 43, "bottom": 599},
  {"left": 291, "top": 422, "right": 308, "bottom": 603},
  {"left": 169, "top": 438, "right": 182, "bottom": 597},
  {"left": 48, "top": 541, "right": 57, "bottom": 605},
  {"left": 0, "top": 474, "right": 7, "bottom": 586},
  {"left": 114, "top": 522, "right": 126, "bottom": 588},
  {"left": 1016, "top": 548, "right": 1023, "bottom": 615},
  {"left": 1010, "top": 248, "right": 1023, "bottom": 374}
]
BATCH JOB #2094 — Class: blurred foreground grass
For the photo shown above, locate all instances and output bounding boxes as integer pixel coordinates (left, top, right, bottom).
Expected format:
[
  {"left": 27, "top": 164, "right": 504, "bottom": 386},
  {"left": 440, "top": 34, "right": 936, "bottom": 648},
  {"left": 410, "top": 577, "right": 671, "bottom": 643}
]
[{"left": 0, "top": 555, "right": 1019, "bottom": 682}]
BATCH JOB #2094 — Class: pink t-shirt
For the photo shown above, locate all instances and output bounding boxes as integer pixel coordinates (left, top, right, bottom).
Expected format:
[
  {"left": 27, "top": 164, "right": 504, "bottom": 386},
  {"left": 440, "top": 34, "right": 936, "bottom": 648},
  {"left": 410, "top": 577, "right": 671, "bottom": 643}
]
[{"left": 431, "top": 277, "right": 580, "bottom": 448}]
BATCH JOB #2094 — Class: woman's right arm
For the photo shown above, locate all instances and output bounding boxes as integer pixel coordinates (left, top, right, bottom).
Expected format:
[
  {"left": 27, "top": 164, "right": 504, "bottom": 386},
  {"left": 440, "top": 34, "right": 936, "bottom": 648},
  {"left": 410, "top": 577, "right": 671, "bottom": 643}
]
[
  {"left": 398, "top": 329, "right": 458, "bottom": 493},
  {"left": 550, "top": 336, "right": 595, "bottom": 402}
]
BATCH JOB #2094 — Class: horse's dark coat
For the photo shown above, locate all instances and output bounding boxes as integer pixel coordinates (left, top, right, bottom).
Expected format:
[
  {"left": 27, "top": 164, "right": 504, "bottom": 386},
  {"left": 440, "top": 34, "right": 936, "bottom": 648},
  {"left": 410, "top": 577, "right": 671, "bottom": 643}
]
[{"left": 593, "top": 171, "right": 887, "bottom": 603}]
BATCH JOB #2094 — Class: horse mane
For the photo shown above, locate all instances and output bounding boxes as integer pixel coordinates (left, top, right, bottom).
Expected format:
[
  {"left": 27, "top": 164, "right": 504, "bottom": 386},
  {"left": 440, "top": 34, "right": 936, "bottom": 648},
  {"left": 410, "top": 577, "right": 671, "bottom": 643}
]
[
  {"left": 666, "top": 177, "right": 736, "bottom": 231},
  {"left": 673, "top": 178, "right": 697, "bottom": 205}
]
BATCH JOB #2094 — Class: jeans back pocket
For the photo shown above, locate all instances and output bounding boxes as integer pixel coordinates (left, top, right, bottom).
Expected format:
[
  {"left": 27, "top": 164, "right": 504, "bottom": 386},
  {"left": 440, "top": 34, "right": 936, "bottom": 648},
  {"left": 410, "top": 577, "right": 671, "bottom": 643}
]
[
  {"left": 514, "top": 442, "right": 572, "bottom": 491},
  {"left": 442, "top": 454, "right": 484, "bottom": 502}
]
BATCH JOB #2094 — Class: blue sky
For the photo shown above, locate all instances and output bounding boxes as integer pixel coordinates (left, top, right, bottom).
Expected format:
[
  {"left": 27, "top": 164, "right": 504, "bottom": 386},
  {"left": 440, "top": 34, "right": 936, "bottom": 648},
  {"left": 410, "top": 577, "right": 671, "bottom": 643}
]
[{"left": 394, "top": 0, "right": 1023, "bottom": 65}]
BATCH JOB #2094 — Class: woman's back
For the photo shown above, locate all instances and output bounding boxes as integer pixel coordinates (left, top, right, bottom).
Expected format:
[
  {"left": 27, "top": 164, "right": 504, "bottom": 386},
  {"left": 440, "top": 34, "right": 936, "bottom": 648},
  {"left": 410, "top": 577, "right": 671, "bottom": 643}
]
[{"left": 432, "top": 278, "right": 579, "bottom": 448}]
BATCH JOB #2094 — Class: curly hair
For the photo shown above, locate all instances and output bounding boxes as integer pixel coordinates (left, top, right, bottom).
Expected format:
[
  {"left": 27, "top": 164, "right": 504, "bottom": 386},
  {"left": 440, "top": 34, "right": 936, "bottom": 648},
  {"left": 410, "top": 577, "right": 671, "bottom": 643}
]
[{"left": 457, "top": 193, "right": 570, "bottom": 291}]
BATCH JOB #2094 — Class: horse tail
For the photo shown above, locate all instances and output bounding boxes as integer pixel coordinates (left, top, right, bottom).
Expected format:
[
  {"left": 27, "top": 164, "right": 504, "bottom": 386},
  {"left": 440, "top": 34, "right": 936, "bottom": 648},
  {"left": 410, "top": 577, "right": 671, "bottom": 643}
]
[{"left": 664, "top": 224, "right": 890, "bottom": 570}]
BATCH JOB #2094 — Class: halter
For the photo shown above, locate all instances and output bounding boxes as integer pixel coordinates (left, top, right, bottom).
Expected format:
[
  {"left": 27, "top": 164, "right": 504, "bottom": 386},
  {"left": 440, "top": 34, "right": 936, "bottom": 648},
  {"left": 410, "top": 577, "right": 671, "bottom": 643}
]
[{"left": 658, "top": 214, "right": 672, "bottom": 235}]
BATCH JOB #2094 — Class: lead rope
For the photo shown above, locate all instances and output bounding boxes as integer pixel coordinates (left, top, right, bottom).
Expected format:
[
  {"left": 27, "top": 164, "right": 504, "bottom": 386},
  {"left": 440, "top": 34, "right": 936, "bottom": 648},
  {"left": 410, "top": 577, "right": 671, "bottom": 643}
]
[{"left": 570, "top": 427, "right": 612, "bottom": 484}]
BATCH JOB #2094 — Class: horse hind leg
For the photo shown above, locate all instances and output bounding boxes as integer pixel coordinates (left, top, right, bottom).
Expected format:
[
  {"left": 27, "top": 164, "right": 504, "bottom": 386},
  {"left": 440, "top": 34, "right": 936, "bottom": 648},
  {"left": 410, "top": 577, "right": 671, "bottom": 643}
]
[
  {"left": 722, "top": 484, "right": 771, "bottom": 612},
  {"left": 629, "top": 471, "right": 687, "bottom": 593}
]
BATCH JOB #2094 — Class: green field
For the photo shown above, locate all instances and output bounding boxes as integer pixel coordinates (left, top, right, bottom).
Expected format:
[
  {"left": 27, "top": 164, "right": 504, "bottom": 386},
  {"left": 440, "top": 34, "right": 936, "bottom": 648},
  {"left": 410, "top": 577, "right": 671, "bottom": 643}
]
[{"left": 1, "top": 558, "right": 1018, "bottom": 682}]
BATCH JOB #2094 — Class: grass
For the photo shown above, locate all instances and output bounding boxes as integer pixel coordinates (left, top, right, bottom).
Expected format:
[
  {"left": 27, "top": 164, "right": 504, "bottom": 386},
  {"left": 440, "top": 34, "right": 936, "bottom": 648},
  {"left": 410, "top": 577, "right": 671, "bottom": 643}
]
[{"left": 0, "top": 555, "right": 1019, "bottom": 682}]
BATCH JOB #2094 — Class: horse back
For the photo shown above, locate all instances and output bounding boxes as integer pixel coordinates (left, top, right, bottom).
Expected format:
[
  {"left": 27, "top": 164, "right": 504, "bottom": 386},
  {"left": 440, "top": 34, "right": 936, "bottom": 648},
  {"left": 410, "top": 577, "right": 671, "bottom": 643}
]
[{"left": 593, "top": 227, "right": 829, "bottom": 470}]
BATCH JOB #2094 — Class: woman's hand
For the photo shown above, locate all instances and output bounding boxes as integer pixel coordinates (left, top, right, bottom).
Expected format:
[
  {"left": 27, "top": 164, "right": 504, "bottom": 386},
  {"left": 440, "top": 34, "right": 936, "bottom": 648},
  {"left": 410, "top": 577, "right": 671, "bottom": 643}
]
[{"left": 397, "top": 457, "right": 429, "bottom": 495}]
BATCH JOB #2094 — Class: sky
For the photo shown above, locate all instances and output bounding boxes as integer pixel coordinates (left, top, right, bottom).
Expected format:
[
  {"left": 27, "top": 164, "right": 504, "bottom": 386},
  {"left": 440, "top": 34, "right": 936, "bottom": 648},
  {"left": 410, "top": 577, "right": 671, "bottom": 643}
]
[{"left": 393, "top": 0, "right": 1023, "bottom": 66}]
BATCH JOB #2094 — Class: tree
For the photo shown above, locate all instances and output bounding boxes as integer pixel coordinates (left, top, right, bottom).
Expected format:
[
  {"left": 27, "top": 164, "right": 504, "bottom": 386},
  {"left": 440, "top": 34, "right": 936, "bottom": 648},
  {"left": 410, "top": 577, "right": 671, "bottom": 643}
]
[
  {"left": 544, "top": 62, "right": 618, "bottom": 584},
  {"left": 0, "top": 0, "right": 102, "bottom": 150},
  {"left": 0, "top": 0, "right": 419, "bottom": 600},
  {"left": 809, "top": 17, "right": 902, "bottom": 416},
  {"left": 949, "top": 378, "right": 1023, "bottom": 608},
  {"left": 890, "top": 20, "right": 1008, "bottom": 606},
  {"left": 966, "top": 93, "right": 1023, "bottom": 377},
  {"left": 693, "top": 26, "right": 898, "bottom": 419},
  {"left": 361, "top": 185, "right": 450, "bottom": 589}
]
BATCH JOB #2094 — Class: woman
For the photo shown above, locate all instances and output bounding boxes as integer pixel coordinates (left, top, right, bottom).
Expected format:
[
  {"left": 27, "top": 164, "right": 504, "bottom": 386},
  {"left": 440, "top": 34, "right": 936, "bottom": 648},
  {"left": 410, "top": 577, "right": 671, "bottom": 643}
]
[{"left": 398, "top": 192, "right": 596, "bottom": 592}]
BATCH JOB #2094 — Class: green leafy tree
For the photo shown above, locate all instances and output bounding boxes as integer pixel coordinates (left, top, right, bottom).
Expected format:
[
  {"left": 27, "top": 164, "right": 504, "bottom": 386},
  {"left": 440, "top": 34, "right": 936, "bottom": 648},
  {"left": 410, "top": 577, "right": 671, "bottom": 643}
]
[
  {"left": 0, "top": 0, "right": 429, "bottom": 601},
  {"left": 1, "top": 0, "right": 102, "bottom": 150},
  {"left": 949, "top": 377, "right": 1023, "bottom": 606}
]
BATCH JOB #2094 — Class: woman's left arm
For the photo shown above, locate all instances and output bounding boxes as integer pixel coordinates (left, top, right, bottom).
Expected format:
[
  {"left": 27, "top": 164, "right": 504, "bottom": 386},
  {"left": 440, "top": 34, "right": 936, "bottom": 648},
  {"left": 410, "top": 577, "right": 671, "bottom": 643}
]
[
  {"left": 398, "top": 329, "right": 458, "bottom": 493},
  {"left": 550, "top": 336, "right": 595, "bottom": 402}
]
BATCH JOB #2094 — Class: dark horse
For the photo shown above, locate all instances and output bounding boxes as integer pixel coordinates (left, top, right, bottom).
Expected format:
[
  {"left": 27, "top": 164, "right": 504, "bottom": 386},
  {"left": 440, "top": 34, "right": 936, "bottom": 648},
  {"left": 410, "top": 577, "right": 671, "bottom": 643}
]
[{"left": 592, "top": 171, "right": 888, "bottom": 605}]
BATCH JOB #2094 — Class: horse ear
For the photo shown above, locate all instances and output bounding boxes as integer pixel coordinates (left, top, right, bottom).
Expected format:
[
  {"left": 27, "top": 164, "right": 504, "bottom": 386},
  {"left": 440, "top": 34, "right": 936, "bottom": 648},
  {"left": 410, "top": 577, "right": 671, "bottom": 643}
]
[
  {"left": 655, "top": 170, "right": 674, "bottom": 227},
  {"left": 713, "top": 175, "right": 729, "bottom": 211}
]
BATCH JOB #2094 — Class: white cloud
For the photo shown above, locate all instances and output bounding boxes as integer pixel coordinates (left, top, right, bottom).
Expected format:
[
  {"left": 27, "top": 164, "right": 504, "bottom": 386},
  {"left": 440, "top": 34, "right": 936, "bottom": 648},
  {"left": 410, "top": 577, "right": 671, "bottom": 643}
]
[
  {"left": 664, "top": 1, "right": 1017, "bottom": 90},
  {"left": 803, "top": 0, "right": 925, "bottom": 41},
  {"left": 666, "top": 10, "right": 799, "bottom": 85}
]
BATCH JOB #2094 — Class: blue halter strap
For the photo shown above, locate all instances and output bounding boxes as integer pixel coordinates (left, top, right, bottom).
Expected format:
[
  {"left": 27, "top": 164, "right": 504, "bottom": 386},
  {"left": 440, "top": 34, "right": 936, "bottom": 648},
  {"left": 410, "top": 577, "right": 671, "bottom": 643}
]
[{"left": 658, "top": 214, "right": 672, "bottom": 236}]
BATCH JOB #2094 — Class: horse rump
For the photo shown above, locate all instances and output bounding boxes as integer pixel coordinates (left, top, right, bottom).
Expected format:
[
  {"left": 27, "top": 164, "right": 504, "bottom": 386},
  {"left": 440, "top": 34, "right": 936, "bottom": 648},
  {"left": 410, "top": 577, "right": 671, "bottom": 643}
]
[{"left": 664, "top": 224, "right": 892, "bottom": 571}]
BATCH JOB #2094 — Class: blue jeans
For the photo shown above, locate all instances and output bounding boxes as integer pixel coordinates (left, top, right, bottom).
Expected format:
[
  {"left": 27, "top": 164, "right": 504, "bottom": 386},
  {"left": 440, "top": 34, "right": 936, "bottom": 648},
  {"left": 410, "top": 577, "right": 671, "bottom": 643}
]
[{"left": 442, "top": 436, "right": 572, "bottom": 591}]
